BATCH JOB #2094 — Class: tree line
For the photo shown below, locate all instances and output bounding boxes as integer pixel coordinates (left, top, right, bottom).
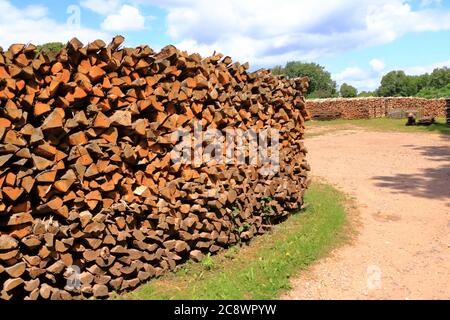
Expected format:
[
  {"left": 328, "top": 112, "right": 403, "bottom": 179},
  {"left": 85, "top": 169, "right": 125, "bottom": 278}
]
[{"left": 272, "top": 61, "right": 450, "bottom": 99}]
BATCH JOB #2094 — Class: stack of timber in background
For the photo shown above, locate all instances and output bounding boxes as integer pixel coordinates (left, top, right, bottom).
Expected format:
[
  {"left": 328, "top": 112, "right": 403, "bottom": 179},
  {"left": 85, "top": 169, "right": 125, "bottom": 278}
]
[
  {"left": 306, "top": 97, "right": 447, "bottom": 120},
  {"left": 446, "top": 99, "right": 450, "bottom": 126},
  {"left": 306, "top": 97, "right": 375, "bottom": 120},
  {"left": 0, "top": 36, "right": 310, "bottom": 299}
]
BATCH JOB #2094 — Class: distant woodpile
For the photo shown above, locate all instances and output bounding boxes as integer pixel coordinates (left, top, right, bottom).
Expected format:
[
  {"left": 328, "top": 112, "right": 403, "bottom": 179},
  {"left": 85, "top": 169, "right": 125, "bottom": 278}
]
[
  {"left": 0, "top": 36, "right": 310, "bottom": 299},
  {"left": 306, "top": 97, "right": 447, "bottom": 120},
  {"left": 446, "top": 99, "right": 450, "bottom": 126}
]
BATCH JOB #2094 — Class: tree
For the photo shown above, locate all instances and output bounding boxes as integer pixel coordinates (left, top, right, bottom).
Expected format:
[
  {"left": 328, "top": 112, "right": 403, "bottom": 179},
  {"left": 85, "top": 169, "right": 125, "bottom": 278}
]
[
  {"left": 416, "top": 83, "right": 450, "bottom": 98},
  {"left": 358, "top": 91, "right": 376, "bottom": 97},
  {"left": 340, "top": 83, "right": 358, "bottom": 97},
  {"left": 410, "top": 74, "right": 430, "bottom": 93},
  {"left": 36, "top": 42, "right": 64, "bottom": 54},
  {"left": 283, "top": 61, "right": 337, "bottom": 98},
  {"left": 271, "top": 65, "right": 284, "bottom": 76},
  {"left": 428, "top": 67, "right": 450, "bottom": 89},
  {"left": 375, "top": 68, "right": 450, "bottom": 98},
  {"left": 376, "top": 70, "right": 417, "bottom": 97}
]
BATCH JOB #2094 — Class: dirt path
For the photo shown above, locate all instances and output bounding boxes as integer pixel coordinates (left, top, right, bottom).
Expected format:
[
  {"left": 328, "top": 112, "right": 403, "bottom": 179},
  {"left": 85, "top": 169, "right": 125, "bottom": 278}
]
[{"left": 282, "top": 129, "right": 450, "bottom": 300}]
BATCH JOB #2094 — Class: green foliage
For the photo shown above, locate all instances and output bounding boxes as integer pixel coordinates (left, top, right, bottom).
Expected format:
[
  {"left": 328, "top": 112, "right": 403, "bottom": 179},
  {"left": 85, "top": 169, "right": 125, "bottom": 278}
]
[
  {"left": 340, "top": 83, "right": 358, "bottom": 97},
  {"left": 201, "top": 253, "right": 215, "bottom": 270},
  {"left": 260, "top": 196, "right": 272, "bottom": 203},
  {"left": 235, "top": 223, "right": 251, "bottom": 234},
  {"left": 271, "top": 65, "right": 285, "bottom": 76},
  {"left": 429, "top": 67, "right": 450, "bottom": 89},
  {"left": 410, "top": 74, "right": 430, "bottom": 93},
  {"left": 357, "top": 91, "right": 376, "bottom": 97},
  {"left": 376, "top": 67, "right": 450, "bottom": 98},
  {"left": 223, "top": 246, "right": 239, "bottom": 260},
  {"left": 416, "top": 83, "right": 450, "bottom": 98},
  {"left": 231, "top": 207, "right": 241, "bottom": 220},
  {"left": 377, "top": 70, "right": 414, "bottom": 97},
  {"left": 259, "top": 197, "right": 274, "bottom": 221},
  {"left": 118, "top": 182, "right": 350, "bottom": 300},
  {"left": 36, "top": 42, "right": 64, "bottom": 54},
  {"left": 281, "top": 61, "right": 337, "bottom": 98}
]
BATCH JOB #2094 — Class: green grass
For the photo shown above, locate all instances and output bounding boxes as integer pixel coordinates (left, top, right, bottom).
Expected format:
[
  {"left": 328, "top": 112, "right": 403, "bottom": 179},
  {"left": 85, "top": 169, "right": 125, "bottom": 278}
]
[
  {"left": 305, "top": 117, "right": 450, "bottom": 137},
  {"left": 115, "top": 182, "right": 351, "bottom": 300}
]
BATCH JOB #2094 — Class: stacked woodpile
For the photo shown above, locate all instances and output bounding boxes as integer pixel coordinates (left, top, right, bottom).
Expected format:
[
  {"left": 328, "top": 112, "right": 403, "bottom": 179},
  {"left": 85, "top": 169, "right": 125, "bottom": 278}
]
[
  {"left": 0, "top": 36, "right": 310, "bottom": 299},
  {"left": 306, "top": 97, "right": 375, "bottom": 120},
  {"left": 446, "top": 99, "right": 450, "bottom": 126},
  {"left": 385, "top": 97, "right": 446, "bottom": 118},
  {"left": 306, "top": 97, "right": 447, "bottom": 120}
]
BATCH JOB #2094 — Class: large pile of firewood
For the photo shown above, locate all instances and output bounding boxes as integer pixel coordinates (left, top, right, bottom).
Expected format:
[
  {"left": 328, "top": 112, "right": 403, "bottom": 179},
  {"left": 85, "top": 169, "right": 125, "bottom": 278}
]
[
  {"left": 0, "top": 36, "right": 310, "bottom": 299},
  {"left": 306, "top": 97, "right": 447, "bottom": 120}
]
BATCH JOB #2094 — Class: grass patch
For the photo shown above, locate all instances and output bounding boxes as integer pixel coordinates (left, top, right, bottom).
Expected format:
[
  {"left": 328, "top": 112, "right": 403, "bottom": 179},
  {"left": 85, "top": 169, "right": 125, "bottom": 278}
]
[
  {"left": 305, "top": 117, "right": 450, "bottom": 137},
  {"left": 116, "top": 182, "right": 351, "bottom": 300}
]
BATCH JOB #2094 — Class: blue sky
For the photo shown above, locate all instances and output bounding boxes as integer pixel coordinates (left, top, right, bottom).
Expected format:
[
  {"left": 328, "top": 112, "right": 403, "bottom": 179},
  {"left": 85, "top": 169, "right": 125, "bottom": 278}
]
[{"left": 1, "top": 0, "right": 450, "bottom": 91}]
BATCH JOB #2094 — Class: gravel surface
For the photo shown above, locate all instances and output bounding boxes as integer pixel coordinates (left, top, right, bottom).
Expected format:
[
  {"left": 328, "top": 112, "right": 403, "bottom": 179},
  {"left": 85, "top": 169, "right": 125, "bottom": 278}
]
[{"left": 282, "top": 130, "right": 450, "bottom": 300}]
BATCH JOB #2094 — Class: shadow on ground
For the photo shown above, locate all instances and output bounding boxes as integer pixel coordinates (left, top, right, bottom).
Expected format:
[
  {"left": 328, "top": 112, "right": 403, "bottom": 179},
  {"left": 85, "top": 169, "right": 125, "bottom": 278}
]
[
  {"left": 373, "top": 135, "right": 450, "bottom": 206},
  {"left": 422, "top": 122, "right": 450, "bottom": 135}
]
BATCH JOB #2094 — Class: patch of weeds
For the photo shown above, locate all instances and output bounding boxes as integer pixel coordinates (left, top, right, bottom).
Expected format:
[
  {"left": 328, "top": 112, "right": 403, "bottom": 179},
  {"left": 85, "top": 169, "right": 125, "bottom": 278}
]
[
  {"left": 224, "top": 246, "right": 240, "bottom": 260},
  {"left": 231, "top": 207, "right": 241, "bottom": 220},
  {"left": 201, "top": 253, "right": 215, "bottom": 270}
]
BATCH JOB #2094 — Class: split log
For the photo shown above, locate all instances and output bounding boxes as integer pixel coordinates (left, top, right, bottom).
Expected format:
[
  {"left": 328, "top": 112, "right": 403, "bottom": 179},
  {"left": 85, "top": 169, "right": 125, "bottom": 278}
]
[{"left": 0, "top": 36, "right": 309, "bottom": 300}]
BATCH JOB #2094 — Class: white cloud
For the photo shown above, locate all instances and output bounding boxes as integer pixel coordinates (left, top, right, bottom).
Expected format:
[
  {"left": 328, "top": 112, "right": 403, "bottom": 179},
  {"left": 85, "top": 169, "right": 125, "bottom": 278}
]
[
  {"left": 333, "top": 59, "right": 386, "bottom": 91},
  {"left": 402, "top": 59, "right": 450, "bottom": 75},
  {"left": 151, "top": 0, "right": 450, "bottom": 92},
  {"left": 22, "top": 4, "right": 48, "bottom": 18},
  {"left": 80, "top": 1, "right": 149, "bottom": 32},
  {"left": 144, "top": 0, "right": 450, "bottom": 68},
  {"left": 333, "top": 65, "right": 380, "bottom": 91},
  {"left": 334, "top": 67, "right": 368, "bottom": 82},
  {"left": 346, "top": 78, "right": 381, "bottom": 91},
  {"left": 100, "top": 4, "right": 146, "bottom": 31},
  {"left": 0, "top": 0, "right": 109, "bottom": 48},
  {"left": 370, "top": 58, "right": 385, "bottom": 72}
]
